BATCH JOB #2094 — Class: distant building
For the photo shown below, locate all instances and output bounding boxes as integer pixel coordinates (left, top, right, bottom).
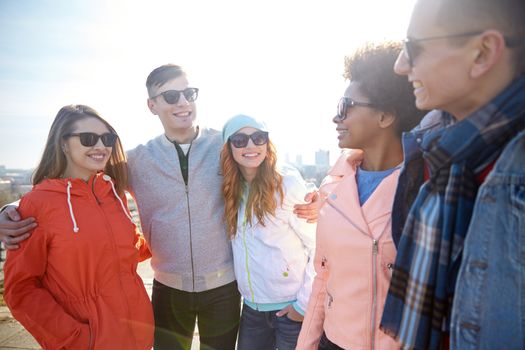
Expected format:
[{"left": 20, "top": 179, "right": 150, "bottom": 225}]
[
  {"left": 0, "top": 180, "right": 11, "bottom": 191},
  {"left": 301, "top": 165, "right": 317, "bottom": 182},
  {"left": 315, "top": 149, "right": 330, "bottom": 169},
  {"left": 4, "top": 171, "right": 32, "bottom": 185}
]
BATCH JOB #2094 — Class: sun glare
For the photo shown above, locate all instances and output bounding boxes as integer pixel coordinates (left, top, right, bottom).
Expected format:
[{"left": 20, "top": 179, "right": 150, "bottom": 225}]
[{"left": 0, "top": 0, "right": 417, "bottom": 169}]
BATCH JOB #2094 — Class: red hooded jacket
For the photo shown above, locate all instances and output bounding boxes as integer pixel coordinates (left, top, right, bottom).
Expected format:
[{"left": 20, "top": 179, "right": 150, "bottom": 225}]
[{"left": 4, "top": 173, "right": 154, "bottom": 349}]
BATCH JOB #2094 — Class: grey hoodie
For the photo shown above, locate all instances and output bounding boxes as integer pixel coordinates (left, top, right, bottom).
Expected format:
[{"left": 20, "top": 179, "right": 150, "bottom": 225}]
[{"left": 127, "top": 127, "right": 234, "bottom": 292}]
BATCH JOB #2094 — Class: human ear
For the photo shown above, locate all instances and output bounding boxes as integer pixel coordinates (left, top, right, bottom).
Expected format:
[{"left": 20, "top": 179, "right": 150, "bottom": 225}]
[
  {"left": 147, "top": 98, "right": 158, "bottom": 115},
  {"left": 378, "top": 112, "right": 396, "bottom": 129},
  {"left": 470, "top": 30, "right": 506, "bottom": 78}
]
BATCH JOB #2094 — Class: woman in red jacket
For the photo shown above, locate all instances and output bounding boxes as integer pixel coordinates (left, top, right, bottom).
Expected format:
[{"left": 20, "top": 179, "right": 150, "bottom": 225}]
[{"left": 4, "top": 105, "right": 154, "bottom": 349}]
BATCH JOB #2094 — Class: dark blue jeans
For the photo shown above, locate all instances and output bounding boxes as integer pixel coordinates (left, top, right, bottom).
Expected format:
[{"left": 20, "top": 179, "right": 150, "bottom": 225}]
[
  {"left": 237, "top": 304, "right": 303, "bottom": 350},
  {"left": 318, "top": 332, "right": 344, "bottom": 350},
  {"left": 152, "top": 280, "right": 241, "bottom": 350}
]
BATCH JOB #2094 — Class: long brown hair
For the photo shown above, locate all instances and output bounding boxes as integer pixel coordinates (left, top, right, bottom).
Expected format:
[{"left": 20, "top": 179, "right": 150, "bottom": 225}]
[
  {"left": 32, "top": 105, "right": 128, "bottom": 195},
  {"left": 221, "top": 140, "right": 284, "bottom": 238}
]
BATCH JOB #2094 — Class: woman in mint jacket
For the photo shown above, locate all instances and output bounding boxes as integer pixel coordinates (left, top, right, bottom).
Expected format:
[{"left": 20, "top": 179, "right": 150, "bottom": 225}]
[{"left": 220, "top": 114, "right": 316, "bottom": 350}]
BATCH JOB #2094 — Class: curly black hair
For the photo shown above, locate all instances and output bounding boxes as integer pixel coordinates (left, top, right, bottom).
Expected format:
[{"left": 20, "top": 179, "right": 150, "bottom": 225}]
[{"left": 344, "top": 41, "right": 427, "bottom": 136}]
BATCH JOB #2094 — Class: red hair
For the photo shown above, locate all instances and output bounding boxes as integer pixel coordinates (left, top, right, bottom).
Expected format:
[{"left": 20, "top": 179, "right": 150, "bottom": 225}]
[{"left": 221, "top": 140, "right": 284, "bottom": 238}]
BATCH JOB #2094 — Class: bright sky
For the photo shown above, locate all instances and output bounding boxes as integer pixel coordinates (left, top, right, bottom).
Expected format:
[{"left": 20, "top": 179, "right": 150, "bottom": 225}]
[{"left": 0, "top": 0, "right": 416, "bottom": 169}]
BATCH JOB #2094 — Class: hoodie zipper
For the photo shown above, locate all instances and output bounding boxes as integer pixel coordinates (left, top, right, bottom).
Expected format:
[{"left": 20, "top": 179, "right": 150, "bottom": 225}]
[
  {"left": 91, "top": 178, "right": 101, "bottom": 204},
  {"left": 172, "top": 138, "right": 196, "bottom": 291},
  {"left": 241, "top": 214, "right": 256, "bottom": 304},
  {"left": 89, "top": 178, "right": 137, "bottom": 349},
  {"left": 185, "top": 184, "right": 196, "bottom": 291}
]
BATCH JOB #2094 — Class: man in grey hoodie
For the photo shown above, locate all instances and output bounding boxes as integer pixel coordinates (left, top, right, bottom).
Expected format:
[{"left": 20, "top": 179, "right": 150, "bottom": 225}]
[
  {"left": 0, "top": 64, "right": 318, "bottom": 350},
  {"left": 129, "top": 64, "right": 240, "bottom": 350}
]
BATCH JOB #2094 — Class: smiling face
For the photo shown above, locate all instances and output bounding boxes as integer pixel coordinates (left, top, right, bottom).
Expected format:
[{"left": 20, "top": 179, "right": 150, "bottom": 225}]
[
  {"left": 333, "top": 82, "right": 383, "bottom": 150},
  {"left": 393, "top": 1, "right": 479, "bottom": 117},
  {"left": 147, "top": 74, "right": 197, "bottom": 141},
  {"left": 62, "top": 117, "right": 113, "bottom": 180},
  {"left": 230, "top": 127, "right": 268, "bottom": 182}
]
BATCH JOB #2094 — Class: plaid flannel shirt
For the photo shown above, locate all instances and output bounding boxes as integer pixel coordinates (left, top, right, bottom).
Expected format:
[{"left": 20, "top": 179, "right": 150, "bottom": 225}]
[{"left": 381, "top": 74, "right": 525, "bottom": 350}]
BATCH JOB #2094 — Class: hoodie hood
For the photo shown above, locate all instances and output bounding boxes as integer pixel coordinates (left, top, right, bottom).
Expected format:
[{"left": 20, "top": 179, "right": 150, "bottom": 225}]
[
  {"left": 34, "top": 173, "right": 110, "bottom": 196},
  {"left": 33, "top": 172, "right": 133, "bottom": 233}
]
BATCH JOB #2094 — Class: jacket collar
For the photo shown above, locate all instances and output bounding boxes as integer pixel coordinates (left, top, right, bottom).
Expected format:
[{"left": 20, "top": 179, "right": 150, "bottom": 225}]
[{"left": 323, "top": 149, "right": 400, "bottom": 239}]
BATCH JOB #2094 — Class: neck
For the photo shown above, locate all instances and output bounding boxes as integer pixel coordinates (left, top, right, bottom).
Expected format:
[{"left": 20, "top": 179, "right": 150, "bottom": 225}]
[
  {"left": 166, "top": 126, "right": 198, "bottom": 144},
  {"left": 62, "top": 169, "right": 96, "bottom": 182},
  {"left": 360, "top": 134, "right": 403, "bottom": 171},
  {"left": 240, "top": 168, "right": 257, "bottom": 185}
]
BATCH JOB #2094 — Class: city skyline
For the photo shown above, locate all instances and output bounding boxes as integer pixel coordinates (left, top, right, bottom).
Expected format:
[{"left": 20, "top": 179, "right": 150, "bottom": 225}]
[{"left": 0, "top": 148, "right": 338, "bottom": 171}]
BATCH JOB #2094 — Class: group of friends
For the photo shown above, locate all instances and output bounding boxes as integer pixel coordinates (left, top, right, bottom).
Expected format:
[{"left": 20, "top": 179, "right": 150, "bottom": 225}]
[{"left": 1, "top": 0, "right": 524, "bottom": 349}]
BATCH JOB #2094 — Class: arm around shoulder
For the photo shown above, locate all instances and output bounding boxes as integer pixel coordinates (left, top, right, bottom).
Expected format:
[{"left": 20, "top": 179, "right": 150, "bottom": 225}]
[{"left": 0, "top": 200, "right": 36, "bottom": 249}]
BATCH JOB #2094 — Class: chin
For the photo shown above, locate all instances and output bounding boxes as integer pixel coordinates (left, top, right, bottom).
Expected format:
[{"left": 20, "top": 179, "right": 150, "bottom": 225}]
[
  {"left": 338, "top": 140, "right": 351, "bottom": 149},
  {"left": 415, "top": 98, "right": 435, "bottom": 111}
]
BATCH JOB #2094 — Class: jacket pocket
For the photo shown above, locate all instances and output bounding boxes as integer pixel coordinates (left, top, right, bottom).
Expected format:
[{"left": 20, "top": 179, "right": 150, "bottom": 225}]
[
  {"left": 87, "top": 320, "right": 94, "bottom": 350},
  {"left": 66, "top": 320, "right": 92, "bottom": 350},
  {"left": 326, "top": 290, "right": 334, "bottom": 309},
  {"left": 380, "top": 240, "right": 396, "bottom": 279}
]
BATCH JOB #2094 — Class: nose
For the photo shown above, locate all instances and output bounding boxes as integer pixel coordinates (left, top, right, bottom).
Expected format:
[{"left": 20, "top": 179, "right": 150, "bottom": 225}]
[
  {"left": 176, "top": 93, "right": 190, "bottom": 106},
  {"left": 333, "top": 114, "right": 342, "bottom": 124},
  {"left": 93, "top": 137, "right": 106, "bottom": 149},
  {"left": 394, "top": 50, "right": 411, "bottom": 76},
  {"left": 246, "top": 137, "right": 257, "bottom": 147}
]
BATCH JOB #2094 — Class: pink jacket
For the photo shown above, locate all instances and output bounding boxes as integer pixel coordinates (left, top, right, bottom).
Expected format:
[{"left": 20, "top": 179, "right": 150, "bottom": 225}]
[{"left": 297, "top": 149, "right": 400, "bottom": 350}]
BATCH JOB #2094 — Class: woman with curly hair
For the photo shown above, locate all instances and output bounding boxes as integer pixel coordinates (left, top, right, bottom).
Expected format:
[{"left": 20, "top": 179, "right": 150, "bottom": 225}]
[
  {"left": 220, "top": 114, "right": 316, "bottom": 350},
  {"left": 296, "top": 41, "right": 427, "bottom": 350}
]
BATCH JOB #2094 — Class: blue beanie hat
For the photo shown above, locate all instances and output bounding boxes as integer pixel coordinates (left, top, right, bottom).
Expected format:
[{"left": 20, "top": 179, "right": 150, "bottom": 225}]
[{"left": 222, "top": 114, "right": 268, "bottom": 144}]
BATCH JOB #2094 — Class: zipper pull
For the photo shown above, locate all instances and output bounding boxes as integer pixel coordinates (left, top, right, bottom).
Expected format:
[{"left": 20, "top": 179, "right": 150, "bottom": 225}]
[
  {"left": 327, "top": 293, "right": 333, "bottom": 308},
  {"left": 321, "top": 256, "right": 327, "bottom": 268},
  {"left": 372, "top": 240, "right": 378, "bottom": 255}
]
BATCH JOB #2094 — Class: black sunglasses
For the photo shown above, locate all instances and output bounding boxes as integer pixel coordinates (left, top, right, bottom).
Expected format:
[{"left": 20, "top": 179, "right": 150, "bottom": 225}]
[
  {"left": 229, "top": 131, "right": 269, "bottom": 148},
  {"left": 336, "top": 97, "right": 376, "bottom": 121},
  {"left": 64, "top": 132, "right": 118, "bottom": 147},
  {"left": 402, "top": 31, "right": 484, "bottom": 67},
  {"left": 150, "top": 87, "right": 199, "bottom": 104}
]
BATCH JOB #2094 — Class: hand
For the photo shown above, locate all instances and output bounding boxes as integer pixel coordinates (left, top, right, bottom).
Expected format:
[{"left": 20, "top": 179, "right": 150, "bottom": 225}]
[
  {"left": 293, "top": 191, "right": 319, "bottom": 223},
  {"left": 276, "top": 304, "right": 304, "bottom": 322},
  {"left": 0, "top": 206, "right": 36, "bottom": 249}
]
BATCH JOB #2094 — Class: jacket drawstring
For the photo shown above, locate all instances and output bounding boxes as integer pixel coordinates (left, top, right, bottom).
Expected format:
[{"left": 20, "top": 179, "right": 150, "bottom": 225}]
[
  {"left": 66, "top": 181, "right": 80, "bottom": 233},
  {"left": 102, "top": 175, "right": 134, "bottom": 224},
  {"left": 66, "top": 176, "right": 134, "bottom": 233}
]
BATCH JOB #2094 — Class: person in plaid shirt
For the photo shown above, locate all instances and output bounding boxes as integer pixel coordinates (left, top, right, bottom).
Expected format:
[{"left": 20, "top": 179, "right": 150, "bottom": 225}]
[{"left": 380, "top": 0, "right": 525, "bottom": 349}]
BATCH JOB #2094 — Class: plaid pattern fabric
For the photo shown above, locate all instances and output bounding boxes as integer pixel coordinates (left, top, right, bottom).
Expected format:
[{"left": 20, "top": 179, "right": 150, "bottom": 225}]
[{"left": 381, "top": 74, "right": 525, "bottom": 350}]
